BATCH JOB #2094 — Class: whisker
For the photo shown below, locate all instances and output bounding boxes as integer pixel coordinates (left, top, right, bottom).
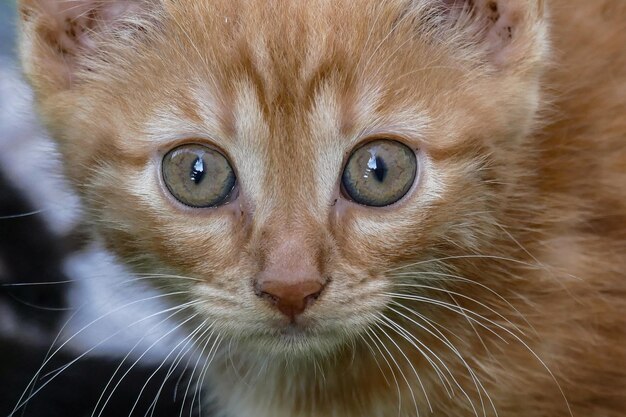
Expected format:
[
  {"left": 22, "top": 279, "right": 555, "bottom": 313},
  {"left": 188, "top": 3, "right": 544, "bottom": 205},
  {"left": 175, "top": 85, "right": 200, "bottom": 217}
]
[
  {"left": 4, "top": 293, "right": 72, "bottom": 311},
  {"left": 493, "top": 221, "right": 580, "bottom": 300},
  {"left": 134, "top": 273, "right": 204, "bottom": 283},
  {"left": 147, "top": 321, "right": 216, "bottom": 417},
  {"left": 0, "top": 209, "right": 47, "bottom": 219},
  {"left": 384, "top": 292, "right": 509, "bottom": 343},
  {"left": 173, "top": 327, "right": 216, "bottom": 412},
  {"left": 86, "top": 301, "right": 198, "bottom": 417},
  {"left": 9, "top": 290, "right": 194, "bottom": 417},
  {"left": 128, "top": 318, "right": 211, "bottom": 417},
  {"left": 380, "top": 315, "right": 455, "bottom": 398},
  {"left": 353, "top": 1, "right": 386, "bottom": 81},
  {"left": 179, "top": 332, "right": 222, "bottom": 417},
  {"left": 375, "top": 318, "right": 429, "bottom": 415},
  {"left": 192, "top": 334, "right": 224, "bottom": 417},
  {"left": 0, "top": 273, "right": 200, "bottom": 290},
  {"left": 387, "top": 254, "right": 541, "bottom": 273},
  {"left": 95, "top": 313, "right": 200, "bottom": 417},
  {"left": 449, "top": 291, "right": 494, "bottom": 363},
  {"left": 360, "top": 3, "right": 416, "bottom": 80},
  {"left": 392, "top": 270, "right": 535, "bottom": 332},
  {"left": 391, "top": 284, "right": 525, "bottom": 337},
  {"left": 88, "top": 303, "right": 200, "bottom": 417},
  {"left": 365, "top": 327, "right": 403, "bottom": 415},
  {"left": 1, "top": 280, "right": 75, "bottom": 287},
  {"left": 357, "top": 332, "right": 391, "bottom": 387},
  {"left": 388, "top": 302, "right": 491, "bottom": 417},
  {"left": 42, "top": 300, "right": 199, "bottom": 384}
]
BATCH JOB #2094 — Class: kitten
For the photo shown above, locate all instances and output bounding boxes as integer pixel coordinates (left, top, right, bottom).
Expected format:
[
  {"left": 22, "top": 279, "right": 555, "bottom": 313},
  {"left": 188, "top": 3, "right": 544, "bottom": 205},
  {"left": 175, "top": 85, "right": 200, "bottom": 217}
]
[{"left": 16, "top": 0, "right": 626, "bottom": 416}]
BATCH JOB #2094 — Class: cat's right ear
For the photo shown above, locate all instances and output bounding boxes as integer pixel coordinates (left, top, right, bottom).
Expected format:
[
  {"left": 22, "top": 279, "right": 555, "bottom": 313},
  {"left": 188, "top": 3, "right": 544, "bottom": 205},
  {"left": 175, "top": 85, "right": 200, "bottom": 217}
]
[
  {"left": 433, "top": 0, "right": 548, "bottom": 71},
  {"left": 17, "top": 0, "right": 155, "bottom": 95}
]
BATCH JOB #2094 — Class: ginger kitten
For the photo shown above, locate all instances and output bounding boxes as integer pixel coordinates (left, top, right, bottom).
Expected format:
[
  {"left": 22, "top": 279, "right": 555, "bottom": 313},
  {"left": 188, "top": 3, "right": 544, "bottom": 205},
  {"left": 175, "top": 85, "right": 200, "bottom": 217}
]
[{"left": 17, "top": 0, "right": 626, "bottom": 416}]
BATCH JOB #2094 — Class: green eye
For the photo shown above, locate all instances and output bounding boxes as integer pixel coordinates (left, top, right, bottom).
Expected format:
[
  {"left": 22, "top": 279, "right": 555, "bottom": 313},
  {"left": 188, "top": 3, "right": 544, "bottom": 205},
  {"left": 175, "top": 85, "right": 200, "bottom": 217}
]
[
  {"left": 341, "top": 140, "right": 417, "bottom": 207},
  {"left": 162, "top": 144, "right": 236, "bottom": 208}
]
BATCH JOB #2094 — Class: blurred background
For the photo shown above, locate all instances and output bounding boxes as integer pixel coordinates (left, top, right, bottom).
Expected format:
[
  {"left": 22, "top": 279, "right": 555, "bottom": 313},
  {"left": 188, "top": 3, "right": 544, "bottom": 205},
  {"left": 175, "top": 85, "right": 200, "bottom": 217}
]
[
  {"left": 0, "top": 0, "right": 16, "bottom": 59},
  {"left": 0, "top": 1, "right": 198, "bottom": 415}
]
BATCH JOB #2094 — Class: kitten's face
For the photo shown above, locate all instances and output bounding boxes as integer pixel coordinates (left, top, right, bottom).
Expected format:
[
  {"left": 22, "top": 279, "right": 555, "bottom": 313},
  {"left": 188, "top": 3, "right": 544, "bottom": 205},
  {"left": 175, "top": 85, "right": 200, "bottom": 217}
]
[{"left": 20, "top": 0, "right": 546, "bottom": 356}]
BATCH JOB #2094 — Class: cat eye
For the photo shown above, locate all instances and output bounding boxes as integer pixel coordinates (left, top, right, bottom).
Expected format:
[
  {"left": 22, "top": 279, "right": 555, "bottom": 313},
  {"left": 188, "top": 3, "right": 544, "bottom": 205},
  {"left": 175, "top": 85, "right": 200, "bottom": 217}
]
[
  {"left": 341, "top": 139, "right": 417, "bottom": 207},
  {"left": 162, "top": 144, "right": 236, "bottom": 208}
]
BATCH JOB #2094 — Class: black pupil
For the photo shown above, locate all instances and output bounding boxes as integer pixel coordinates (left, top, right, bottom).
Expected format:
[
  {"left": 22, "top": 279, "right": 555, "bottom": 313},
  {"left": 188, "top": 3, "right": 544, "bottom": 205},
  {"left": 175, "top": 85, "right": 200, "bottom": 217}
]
[
  {"left": 190, "top": 156, "right": 206, "bottom": 184},
  {"left": 368, "top": 155, "right": 387, "bottom": 183}
]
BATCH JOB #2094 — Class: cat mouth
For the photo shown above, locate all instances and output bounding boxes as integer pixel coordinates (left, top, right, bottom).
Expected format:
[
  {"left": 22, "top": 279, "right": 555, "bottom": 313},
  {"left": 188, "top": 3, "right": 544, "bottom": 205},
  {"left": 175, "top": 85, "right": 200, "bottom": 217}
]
[
  {"left": 278, "top": 322, "right": 313, "bottom": 337},
  {"left": 242, "top": 318, "right": 345, "bottom": 355},
  {"left": 260, "top": 316, "right": 318, "bottom": 339}
]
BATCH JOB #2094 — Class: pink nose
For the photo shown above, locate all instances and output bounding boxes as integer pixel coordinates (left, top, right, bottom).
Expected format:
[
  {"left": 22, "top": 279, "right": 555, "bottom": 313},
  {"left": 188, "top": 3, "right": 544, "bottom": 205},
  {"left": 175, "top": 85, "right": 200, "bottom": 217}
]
[{"left": 255, "top": 280, "right": 325, "bottom": 320}]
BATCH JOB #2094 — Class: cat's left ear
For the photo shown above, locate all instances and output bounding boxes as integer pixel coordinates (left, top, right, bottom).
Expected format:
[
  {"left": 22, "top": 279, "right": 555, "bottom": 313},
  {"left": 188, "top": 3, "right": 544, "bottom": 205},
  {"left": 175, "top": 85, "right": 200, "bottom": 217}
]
[
  {"left": 17, "top": 0, "right": 155, "bottom": 95},
  {"left": 435, "top": 0, "right": 548, "bottom": 70}
]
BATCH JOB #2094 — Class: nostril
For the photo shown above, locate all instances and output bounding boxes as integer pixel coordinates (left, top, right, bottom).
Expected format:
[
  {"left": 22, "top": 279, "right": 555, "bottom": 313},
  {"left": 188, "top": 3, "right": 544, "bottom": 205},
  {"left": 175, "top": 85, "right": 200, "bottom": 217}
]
[
  {"left": 304, "top": 287, "right": 323, "bottom": 303},
  {"left": 258, "top": 290, "right": 280, "bottom": 305}
]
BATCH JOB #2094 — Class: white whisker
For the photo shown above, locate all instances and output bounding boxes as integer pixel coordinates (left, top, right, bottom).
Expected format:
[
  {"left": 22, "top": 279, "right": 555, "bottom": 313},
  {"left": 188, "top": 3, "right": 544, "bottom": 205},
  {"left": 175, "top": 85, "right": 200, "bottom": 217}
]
[
  {"left": 380, "top": 314, "right": 455, "bottom": 398},
  {"left": 147, "top": 321, "right": 216, "bottom": 417},
  {"left": 0, "top": 209, "right": 47, "bottom": 219},
  {"left": 388, "top": 302, "right": 491, "bottom": 417},
  {"left": 384, "top": 292, "right": 509, "bottom": 343},
  {"left": 357, "top": 332, "right": 391, "bottom": 387},
  {"left": 179, "top": 332, "right": 222, "bottom": 417},
  {"left": 193, "top": 334, "right": 224, "bottom": 417},
  {"left": 388, "top": 255, "right": 540, "bottom": 273},
  {"left": 132, "top": 318, "right": 211, "bottom": 417},
  {"left": 95, "top": 313, "right": 200, "bottom": 417},
  {"left": 392, "top": 270, "right": 534, "bottom": 332},
  {"left": 376, "top": 317, "right": 430, "bottom": 414},
  {"left": 9, "top": 291, "right": 195, "bottom": 417},
  {"left": 365, "top": 327, "right": 403, "bottom": 415},
  {"left": 391, "top": 283, "right": 525, "bottom": 337}
]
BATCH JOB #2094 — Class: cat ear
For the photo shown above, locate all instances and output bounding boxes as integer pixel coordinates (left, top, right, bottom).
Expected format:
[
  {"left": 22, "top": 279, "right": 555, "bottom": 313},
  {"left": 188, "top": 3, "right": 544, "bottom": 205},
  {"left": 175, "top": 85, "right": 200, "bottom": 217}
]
[
  {"left": 437, "top": 0, "right": 548, "bottom": 69},
  {"left": 18, "top": 0, "right": 154, "bottom": 93}
]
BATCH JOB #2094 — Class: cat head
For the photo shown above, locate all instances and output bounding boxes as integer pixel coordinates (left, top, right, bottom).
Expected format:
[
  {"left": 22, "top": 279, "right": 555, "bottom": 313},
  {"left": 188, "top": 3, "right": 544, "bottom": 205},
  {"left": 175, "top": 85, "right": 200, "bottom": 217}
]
[{"left": 18, "top": 0, "right": 548, "bottom": 357}]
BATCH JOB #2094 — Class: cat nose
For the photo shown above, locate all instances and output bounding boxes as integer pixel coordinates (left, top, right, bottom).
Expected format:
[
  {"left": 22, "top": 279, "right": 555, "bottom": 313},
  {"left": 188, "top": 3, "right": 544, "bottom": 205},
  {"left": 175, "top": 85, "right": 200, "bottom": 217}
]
[{"left": 255, "top": 279, "right": 326, "bottom": 320}]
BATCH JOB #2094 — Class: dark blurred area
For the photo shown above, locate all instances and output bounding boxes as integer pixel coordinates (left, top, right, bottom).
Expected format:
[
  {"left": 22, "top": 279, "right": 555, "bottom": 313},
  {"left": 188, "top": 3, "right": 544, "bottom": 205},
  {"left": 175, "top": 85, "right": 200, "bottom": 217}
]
[
  {"left": 0, "top": 168, "right": 68, "bottom": 333},
  {"left": 0, "top": 0, "right": 16, "bottom": 58},
  {"left": 0, "top": 337, "right": 199, "bottom": 417}
]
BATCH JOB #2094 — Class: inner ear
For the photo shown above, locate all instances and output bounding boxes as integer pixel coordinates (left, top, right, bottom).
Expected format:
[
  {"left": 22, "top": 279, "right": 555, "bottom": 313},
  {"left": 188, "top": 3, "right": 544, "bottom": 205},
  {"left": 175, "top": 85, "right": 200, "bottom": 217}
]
[
  {"left": 23, "top": 0, "right": 143, "bottom": 53},
  {"left": 474, "top": 1, "right": 522, "bottom": 53},
  {"left": 439, "top": 0, "right": 546, "bottom": 67},
  {"left": 19, "top": 0, "right": 151, "bottom": 90}
]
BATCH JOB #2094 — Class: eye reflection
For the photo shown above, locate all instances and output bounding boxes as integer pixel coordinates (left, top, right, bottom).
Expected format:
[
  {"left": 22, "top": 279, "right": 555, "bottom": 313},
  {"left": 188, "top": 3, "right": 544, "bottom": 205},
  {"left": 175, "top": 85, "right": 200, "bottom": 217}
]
[
  {"left": 366, "top": 151, "right": 388, "bottom": 182},
  {"left": 191, "top": 157, "right": 206, "bottom": 184},
  {"left": 342, "top": 140, "right": 417, "bottom": 207}
]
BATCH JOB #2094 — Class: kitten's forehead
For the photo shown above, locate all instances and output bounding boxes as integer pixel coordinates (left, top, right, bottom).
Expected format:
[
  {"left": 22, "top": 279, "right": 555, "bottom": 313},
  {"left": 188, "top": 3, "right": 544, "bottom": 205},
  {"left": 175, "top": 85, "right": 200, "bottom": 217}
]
[
  {"left": 133, "top": 0, "right": 465, "bottom": 159},
  {"left": 158, "top": 0, "right": 443, "bottom": 107}
]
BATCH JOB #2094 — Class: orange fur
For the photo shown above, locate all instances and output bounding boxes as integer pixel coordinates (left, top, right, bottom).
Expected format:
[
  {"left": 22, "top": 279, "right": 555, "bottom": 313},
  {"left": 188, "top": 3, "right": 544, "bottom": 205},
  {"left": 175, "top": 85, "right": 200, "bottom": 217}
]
[{"left": 17, "top": 0, "right": 626, "bottom": 416}]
